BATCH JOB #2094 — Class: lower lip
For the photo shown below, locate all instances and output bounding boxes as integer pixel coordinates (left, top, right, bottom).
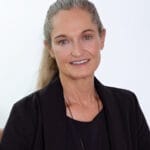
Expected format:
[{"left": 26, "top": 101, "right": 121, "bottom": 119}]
[{"left": 70, "top": 60, "right": 89, "bottom": 66}]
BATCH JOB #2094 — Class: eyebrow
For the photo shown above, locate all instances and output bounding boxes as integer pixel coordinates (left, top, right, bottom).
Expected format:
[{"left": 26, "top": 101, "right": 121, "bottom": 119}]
[
  {"left": 54, "top": 29, "right": 95, "bottom": 40},
  {"left": 82, "top": 29, "right": 95, "bottom": 33},
  {"left": 54, "top": 34, "right": 67, "bottom": 40}
]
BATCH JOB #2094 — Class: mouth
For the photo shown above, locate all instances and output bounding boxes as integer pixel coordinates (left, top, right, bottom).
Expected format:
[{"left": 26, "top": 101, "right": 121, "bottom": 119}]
[{"left": 70, "top": 59, "right": 90, "bottom": 65}]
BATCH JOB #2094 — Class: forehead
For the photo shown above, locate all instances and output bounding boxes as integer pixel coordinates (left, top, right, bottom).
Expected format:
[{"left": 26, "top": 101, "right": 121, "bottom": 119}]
[{"left": 51, "top": 8, "right": 97, "bottom": 37}]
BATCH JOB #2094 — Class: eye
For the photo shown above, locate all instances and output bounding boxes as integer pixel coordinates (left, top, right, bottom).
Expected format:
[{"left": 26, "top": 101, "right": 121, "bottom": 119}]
[
  {"left": 57, "top": 39, "right": 69, "bottom": 46},
  {"left": 83, "top": 34, "right": 93, "bottom": 40}
]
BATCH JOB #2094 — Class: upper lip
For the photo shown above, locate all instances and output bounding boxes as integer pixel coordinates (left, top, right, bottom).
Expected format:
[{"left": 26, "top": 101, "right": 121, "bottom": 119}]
[{"left": 70, "top": 59, "right": 90, "bottom": 64}]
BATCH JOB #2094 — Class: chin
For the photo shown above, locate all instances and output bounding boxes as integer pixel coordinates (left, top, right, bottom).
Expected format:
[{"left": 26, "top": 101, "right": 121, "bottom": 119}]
[
  {"left": 60, "top": 66, "right": 98, "bottom": 80},
  {"left": 67, "top": 71, "right": 94, "bottom": 80}
]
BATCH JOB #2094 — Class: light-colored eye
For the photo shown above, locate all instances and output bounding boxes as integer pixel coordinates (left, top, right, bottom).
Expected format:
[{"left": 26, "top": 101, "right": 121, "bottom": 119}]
[
  {"left": 83, "top": 34, "right": 93, "bottom": 40},
  {"left": 57, "top": 39, "right": 69, "bottom": 46}
]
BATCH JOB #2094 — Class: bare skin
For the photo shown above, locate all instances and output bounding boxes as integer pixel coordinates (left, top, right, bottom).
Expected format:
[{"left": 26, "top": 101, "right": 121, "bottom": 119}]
[
  {"left": 48, "top": 8, "right": 106, "bottom": 122},
  {"left": 61, "top": 75, "right": 103, "bottom": 122}
]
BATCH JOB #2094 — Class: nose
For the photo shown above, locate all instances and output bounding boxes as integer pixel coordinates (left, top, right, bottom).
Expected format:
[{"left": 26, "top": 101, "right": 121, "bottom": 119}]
[{"left": 71, "top": 40, "right": 83, "bottom": 57}]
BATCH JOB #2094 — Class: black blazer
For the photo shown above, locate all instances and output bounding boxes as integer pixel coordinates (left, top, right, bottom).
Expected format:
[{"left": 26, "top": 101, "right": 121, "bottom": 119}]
[{"left": 1, "top": 77, "right": 150, "bottom": 150}]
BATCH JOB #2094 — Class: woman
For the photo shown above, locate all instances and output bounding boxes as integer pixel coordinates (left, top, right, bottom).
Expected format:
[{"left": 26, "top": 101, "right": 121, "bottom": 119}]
[{"left": 0, "top": 0, "right": 150, "bottom": 150}]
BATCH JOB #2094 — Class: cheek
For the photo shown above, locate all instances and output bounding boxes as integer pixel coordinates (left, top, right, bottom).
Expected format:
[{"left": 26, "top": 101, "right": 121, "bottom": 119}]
[
  {"left": 86, "top": 41, "right": 101, "bottom": 55},
  {"left": 90, "top": 42, "right": 101, "bottom": 65},
  {"left": 53, "top": 50, "right": 69, "bottom": 66},
  {"left": 95, "top": 51, "right": 101, "bottom": 69}
]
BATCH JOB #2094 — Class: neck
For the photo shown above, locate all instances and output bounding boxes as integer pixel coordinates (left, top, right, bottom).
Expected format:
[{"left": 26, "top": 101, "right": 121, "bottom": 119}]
[{"left": 59, "top": 74, "right": 97, "bottom": 104}]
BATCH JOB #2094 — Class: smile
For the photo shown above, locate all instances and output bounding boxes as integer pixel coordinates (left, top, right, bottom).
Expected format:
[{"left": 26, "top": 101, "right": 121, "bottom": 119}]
[{"left": 70, "top": 59, "right": 89, "bottom": 65}]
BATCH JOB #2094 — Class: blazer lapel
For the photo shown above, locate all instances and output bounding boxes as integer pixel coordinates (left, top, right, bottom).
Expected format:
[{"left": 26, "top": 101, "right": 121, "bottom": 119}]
[
  {"left": 39, "top": 77, "right": 67, "bottom": 150},
  {"left": 38, "top": 76, "right": 129, "bottom": 150},
  {"left": 95, "top": 79, "right": 128, "bottom": 150}
]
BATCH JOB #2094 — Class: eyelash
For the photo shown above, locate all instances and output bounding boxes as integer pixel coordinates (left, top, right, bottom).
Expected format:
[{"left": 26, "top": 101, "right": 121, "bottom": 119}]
[
  {"left": 57, "top": 34, "right": 94, "bottom": 46},
  {"left": 57, "top": 39, "right": 69, "bottom": 46},
  {"left": 83, "top": 34, "right": 93, "bottom": 40}
]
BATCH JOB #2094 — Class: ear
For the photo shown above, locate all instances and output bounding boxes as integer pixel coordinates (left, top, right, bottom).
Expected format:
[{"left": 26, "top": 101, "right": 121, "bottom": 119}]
[
  {"left": 44, "top": 40, "right": 55, "bottom": 58},
  {"left": 99, "top": 28, "right": 106, "bottom": 50}
]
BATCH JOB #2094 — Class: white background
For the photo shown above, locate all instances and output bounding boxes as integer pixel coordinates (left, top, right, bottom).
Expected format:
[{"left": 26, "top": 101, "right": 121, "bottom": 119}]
[{"left": 0, "top": 0, "right": 150, "bottom": 128}]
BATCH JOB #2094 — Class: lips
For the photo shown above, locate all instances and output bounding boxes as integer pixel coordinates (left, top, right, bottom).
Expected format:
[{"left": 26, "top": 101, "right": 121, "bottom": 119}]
[{"left": 70, "top": 59, "right": 89, "bottom": 65}]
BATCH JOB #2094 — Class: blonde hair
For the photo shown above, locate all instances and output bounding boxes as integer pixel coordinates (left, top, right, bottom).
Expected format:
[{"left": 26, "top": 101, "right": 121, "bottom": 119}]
[{"left": 37, "top": 0, "right": 104, "bottom": 89}]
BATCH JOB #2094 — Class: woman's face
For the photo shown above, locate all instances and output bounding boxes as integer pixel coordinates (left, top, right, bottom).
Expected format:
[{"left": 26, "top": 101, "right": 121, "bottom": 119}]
[{"left": 49, "top": 8, "right": 105, "bottom": 80}]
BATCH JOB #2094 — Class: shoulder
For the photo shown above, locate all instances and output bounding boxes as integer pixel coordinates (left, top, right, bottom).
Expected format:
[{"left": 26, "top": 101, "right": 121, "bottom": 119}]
[
  {"left": 11, "top": 76, "right": 62, "bottom": 120},
  {"left": 105, "top": 85, "right": 139, "bottom": 109},
  {"left": 8, "top": 91, "right": 41, "bottom": 131},
  {"left": 106, "top": 86, "right": 137, "bottom": 101},
  {"left": 95, "top": 78, "right": 140, "bottom": 113},
  {"left": 11, "top": 76, "right": 62, "bottom": 118},
  {"left": 95, "top": 78, "right": 138, "bottom": 106},
  {"left": 103, "top": 85, "right": 147, "bottom": 126},
  {"left": 95, "top": 77, "right": 137, "bottom": 101},
  {"left": 1, "top": 91, "right": 42, "bottom": 148},
  {"left": 13, "top": 91, "right": 40, "bottom": 114}
]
